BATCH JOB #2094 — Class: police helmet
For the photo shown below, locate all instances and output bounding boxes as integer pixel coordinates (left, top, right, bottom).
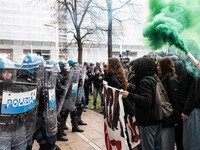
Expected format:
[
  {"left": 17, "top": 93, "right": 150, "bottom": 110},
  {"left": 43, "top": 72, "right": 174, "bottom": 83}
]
[
  {"left": 0, "top": 57, "right": 15, "bottom": 69},
  {"left": 59, "top": 61, "right": 70, "bottom": 72},
  {"left": 68, "top": 59, "right": 76, "bottom": 66},
  {"left": 46, "top": 60, "right": 61, "bottom": 73},
  {"left": 21, "top": 54, "right": 44, "bottom": 74}
]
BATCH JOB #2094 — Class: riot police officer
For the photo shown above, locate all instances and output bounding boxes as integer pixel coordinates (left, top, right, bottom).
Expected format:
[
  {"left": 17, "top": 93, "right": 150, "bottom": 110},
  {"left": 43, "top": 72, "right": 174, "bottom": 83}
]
[
  {"left": 59, "top": 60, "right": 84, "bottom": 132},
  {"left": 0, "top": 57, "right": 38, "bottom": 150},
  {"left": 56, "top": 61, "right": 70, "bottom": 141},
  {"left": 20, "top": 54, "right": 60, "bottom": 150}
]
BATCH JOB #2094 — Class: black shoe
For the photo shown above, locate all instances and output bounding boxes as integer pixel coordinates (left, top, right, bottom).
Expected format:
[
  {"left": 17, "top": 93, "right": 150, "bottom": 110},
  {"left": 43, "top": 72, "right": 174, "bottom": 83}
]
[
  {"left": 62, "top": 131, "right": 67, "bottom": 136},
  {"left": 63, "top": 125, "right": 68, "bottom": 130},
  {"left": 57, "top": 136, "right": 68, "bottom": 141},
  {"left": 99, "top": 111, "right": 104, "bottom": 115},
  {"left": 39, "top": 144, "right": 50, "bottom": 150},
  {"left": 78, "top": 120, "right": 87, "bottom": 125},
  {"left": 72, "top": 127, "right": 84, "bottom": 132},
  {"left": 55, "top": 145, "right": 61, "bottom": 150}
]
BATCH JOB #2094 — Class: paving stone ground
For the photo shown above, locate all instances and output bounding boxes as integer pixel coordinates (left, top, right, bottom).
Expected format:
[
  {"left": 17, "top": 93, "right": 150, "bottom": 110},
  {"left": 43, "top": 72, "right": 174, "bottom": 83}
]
[{"left": 33, "top": 109, "right": 105, "bottom": 150}]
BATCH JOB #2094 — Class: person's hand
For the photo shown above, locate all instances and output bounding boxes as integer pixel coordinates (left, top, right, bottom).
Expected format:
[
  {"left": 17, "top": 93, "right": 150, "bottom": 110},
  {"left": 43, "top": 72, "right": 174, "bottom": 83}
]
[
  {"left": 120, "top": 90, "right": 129, "bottom": 98},
  {"left": 181, "top": 113, "right": 189, "bottom": 121},
  {"left": 197, "top": 62, "right": 200, "bottom": 68},
  {"left": 103, "top": 80, "right": 108, "bottom": 87}
]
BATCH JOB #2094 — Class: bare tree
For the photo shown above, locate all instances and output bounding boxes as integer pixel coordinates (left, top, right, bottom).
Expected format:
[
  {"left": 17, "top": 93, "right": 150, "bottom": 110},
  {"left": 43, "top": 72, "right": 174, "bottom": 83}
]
[
  {"left": 54, "top": 0, "right": 142, "bottom": 62},
  {"left": 56, "top": 0, "right": 96, "bottom": 64},
  {"left": 92, "top": 0, "right": 142, "bottom": 58},
  {"left": 107, "top": 0, "right": 143, "bottom": 58}
]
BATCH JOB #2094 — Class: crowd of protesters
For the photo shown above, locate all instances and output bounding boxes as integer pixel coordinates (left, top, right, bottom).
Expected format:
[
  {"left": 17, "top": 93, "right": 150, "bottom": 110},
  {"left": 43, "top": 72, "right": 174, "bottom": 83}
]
[{"left": 83, "top": 51, "right": 199, "bottom": 150}]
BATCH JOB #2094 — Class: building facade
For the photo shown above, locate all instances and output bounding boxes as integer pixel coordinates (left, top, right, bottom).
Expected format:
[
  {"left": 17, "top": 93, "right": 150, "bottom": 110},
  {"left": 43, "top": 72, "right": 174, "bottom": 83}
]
[
  {"left": 0, "top": 0, "right": 149, "bottom": 63},
  {"left": 0, "top": 0, "right": 57, "bottom": 62}
]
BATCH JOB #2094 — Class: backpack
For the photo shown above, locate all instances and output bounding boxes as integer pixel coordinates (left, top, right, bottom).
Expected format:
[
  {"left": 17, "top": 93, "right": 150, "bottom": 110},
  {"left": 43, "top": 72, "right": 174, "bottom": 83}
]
[{"left": 145, "top": 76, "right": 173, "bottom": 120}]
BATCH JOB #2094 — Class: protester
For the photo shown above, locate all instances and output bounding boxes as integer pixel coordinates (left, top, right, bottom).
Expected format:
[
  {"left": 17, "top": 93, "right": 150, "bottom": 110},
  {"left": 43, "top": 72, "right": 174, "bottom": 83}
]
[
  {"left": 171, "top": 59, "right": 185, "bottom": 150},
  {"left": 157, "top": 57, "right": 181, "bottom": 150},
  {"left": 121, "top": 57, "right": 162, "bottom": 150},
  {"left": 84, "top": 66, "right": 90, "bottom": 108},
  {"left": 91, "top": 66, "right": 104, "bottom": 110},
  {"left": 104, "top": 57, "right": 141, "bottom": 149},
  {"left": 181, "top": 70, "right": 200, "bottom": 150}
]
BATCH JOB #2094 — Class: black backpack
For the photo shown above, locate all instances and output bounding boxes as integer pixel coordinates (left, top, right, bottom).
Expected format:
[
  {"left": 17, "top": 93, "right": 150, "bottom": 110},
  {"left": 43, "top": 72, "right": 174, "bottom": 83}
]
[{"left": 146, "top": 76, "right": 173, "bottom": 120}]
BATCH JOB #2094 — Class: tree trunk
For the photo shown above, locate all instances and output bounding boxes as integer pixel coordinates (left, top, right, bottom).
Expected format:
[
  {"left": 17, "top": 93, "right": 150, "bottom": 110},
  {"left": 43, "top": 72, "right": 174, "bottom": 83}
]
[
  {"left": 77, "top": 40, "right": 83, "bottom": 64},
  {"left": 107, "top": 0, "right": 113, "bottom": 58},
  {"left": 77, "top": 30, "right": 83, "bottom": 64}
]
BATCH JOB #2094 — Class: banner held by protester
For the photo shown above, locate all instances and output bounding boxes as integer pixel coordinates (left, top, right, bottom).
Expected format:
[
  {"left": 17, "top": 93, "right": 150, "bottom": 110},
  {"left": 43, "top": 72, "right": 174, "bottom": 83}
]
[{"left": 104, "top": 85, "right": 140, "bottom": 150}]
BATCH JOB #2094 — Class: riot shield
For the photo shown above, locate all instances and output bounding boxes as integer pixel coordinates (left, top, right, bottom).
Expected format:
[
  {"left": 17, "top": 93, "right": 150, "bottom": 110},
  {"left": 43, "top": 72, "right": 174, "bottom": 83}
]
[
  {"left": 76, "top": 65, "right": 86, "bottom": 105},
  {"left": 0, "top": 66, "right": 41, "bottom": 147},
  {"left": 42, "top": 63, "right": 58, "bottom": 137},
  {"left": 64, "top": 63, "right": 80, "bottom": 112},
  {"left": 81, "top": 65, "right": 86, "bottom": 86},
  {"left": 57, "top": 71, "right": 73, "bottom": 114}
]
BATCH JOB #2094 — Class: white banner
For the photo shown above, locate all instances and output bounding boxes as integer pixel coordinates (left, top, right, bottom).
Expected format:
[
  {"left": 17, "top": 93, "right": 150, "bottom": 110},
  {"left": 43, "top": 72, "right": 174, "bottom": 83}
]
[{"left": 104, "top": 86, "right": 140, "bottom": 150}]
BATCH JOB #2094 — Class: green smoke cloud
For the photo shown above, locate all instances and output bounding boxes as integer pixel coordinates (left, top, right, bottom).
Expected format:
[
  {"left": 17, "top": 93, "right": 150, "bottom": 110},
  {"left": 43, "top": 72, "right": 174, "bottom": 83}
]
[
  {"left": 143, "top": 0, "right": 200, "bottom": 75},
  {"left": 143, "top": 0, "right": 200, "bottom": 52}
]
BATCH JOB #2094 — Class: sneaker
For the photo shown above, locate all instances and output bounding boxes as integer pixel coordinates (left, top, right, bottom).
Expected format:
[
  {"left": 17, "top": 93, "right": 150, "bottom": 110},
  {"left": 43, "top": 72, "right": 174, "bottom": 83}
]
[{"left": 91, "top": 106, "right": 96, "bottom": 109}]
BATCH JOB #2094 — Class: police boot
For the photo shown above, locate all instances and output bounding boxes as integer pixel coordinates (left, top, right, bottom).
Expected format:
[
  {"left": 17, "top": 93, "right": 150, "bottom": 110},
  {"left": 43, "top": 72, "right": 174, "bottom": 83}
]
[
  {"left": 60, "top": 111, "right": 68, "bottom": 130},
  {"left": 49, "top": 143, "right": 61, "bottom": 150},
  {"left": 57, "top": 117, "right": 68, "bottom": 141},
  {"left": 76, "top": 103, "right": 87, "bottom": 126},
  {"left": 71, "top": 110, "right": 84, "bottom": 132},
  {"left": 39, "top": 144, "right": 50, "bottom": 150},
  {"left": 57, "top": 127, "right": 68, "bottom": 141}
]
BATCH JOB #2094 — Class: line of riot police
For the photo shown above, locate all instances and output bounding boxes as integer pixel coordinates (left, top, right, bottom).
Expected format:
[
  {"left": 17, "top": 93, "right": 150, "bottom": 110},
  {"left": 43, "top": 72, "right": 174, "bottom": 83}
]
[{"left": 0, "top": 54, "right": 87, "bottom": 150}]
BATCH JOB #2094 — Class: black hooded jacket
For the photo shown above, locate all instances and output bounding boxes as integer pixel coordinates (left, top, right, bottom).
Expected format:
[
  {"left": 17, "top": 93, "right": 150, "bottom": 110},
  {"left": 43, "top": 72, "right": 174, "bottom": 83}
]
[{"left": 127, "top": 57, "right": 161, "bottom": 126}]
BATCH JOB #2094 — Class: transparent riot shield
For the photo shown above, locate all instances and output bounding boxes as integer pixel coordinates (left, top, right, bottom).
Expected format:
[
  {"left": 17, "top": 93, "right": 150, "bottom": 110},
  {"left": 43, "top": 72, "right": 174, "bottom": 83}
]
[
  {"left": 57, "top": 70, "right": 73, "bottom": 114},
  {"left": 43, "top": 64, "right": 58, "bottom": 137},
  {"left": 0, "top": 66, "right": 41, "bottom": 147},
  {"left": 76, "top": 65, "right": 86, "bottom": 104},
  {"left": 65, "top": 63, "right": 80, "bottom": 112},
  {"left": 81, "top": 65, "right": 86, "bottom": 86}
]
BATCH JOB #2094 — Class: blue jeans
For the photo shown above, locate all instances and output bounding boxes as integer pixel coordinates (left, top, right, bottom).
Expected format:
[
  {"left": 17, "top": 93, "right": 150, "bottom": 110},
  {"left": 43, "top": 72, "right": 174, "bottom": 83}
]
[
  {"left": 139, "top": 124, "right": 162, "bottom": 150},
  {"left": 93, "top": 87, "right": 104, "bottom": 107},
  {"left": 161, "top": 128, "right": 175, "bottom": 150},
  {"left": 183, "top": 108, "right": 200, "bottom": 150}
]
